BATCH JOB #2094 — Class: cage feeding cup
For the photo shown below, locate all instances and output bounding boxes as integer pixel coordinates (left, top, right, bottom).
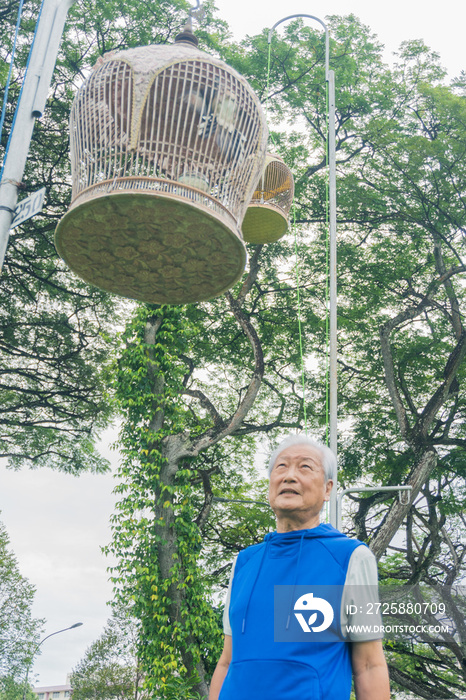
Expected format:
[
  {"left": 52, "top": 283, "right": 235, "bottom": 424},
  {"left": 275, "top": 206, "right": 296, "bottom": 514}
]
[
  {"left": 241, "top": 152, "right": 294, "bottom": 244},
  {"left": 55, "top": 24, "right": 268, "bottom": 304}
]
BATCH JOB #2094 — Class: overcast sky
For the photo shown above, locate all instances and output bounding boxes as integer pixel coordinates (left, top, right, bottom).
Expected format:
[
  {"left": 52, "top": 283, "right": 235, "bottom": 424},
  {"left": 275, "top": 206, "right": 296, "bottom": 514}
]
[
  {"left": 1, "top": 0, "right": 465, "bottom": 688},
  {"left": 0, "top": 428, "right": 119, "bottom": 688},
  {"left": 216, "top": 0, "right": 465, "bottom": 80}
]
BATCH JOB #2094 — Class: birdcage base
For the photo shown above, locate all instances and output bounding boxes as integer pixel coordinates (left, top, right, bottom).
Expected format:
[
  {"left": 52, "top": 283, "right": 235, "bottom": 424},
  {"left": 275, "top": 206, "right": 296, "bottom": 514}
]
[
  {"left": 55, "top": 192, "right": 247, "bottom": 304},
  {"left": 241, "top": 204, "right": 288, "bottom": 244}
]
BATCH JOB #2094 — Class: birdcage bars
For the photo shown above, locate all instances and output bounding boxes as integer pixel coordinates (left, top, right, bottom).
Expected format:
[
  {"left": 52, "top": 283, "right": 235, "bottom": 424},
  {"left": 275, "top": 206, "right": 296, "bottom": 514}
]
[{"left": 69, "top": 49, "right": 266, "bottom": 218}]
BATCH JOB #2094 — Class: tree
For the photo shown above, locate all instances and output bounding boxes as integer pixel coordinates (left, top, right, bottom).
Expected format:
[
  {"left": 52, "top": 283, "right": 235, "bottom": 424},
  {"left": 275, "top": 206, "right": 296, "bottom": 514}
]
[
  {"left": 0, "top": 517, "right": 43, "bottom": 698},
  {"left": 3, "top": 0, "right": 465, "bottom": 696},
  {"left": 240, "top": 19, "right": 466, "bottom": 697},
  {"left": 107, "top": 15, "right": 466, "bottom": 699},
  {"left": 0, "top": 0, "right": 121, "bottom": 473},
  {"left": 248, "top": 19, "right": 466, "bottom": 697},
  {"left": 71, "top": 606, "right": 148, "bottom": 700}
]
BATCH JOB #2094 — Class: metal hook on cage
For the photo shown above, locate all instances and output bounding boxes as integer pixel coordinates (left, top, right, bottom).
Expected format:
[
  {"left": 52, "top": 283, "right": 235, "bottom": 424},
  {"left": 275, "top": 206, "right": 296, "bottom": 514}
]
[{"left": 188, "top": 0, "right": 206, "bottom": 23}]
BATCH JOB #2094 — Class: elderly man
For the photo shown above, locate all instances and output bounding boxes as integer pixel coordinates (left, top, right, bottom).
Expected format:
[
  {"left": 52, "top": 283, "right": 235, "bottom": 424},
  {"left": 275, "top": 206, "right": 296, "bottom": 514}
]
[{"left": 208, "top": 434, "right": 390, "bottom": 700}]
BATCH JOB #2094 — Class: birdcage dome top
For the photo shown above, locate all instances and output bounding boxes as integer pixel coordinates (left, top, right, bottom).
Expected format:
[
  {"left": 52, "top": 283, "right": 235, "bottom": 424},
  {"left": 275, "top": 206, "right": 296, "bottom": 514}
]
[
  {"left": 95, "top": 41, "right": 243, "bottom": 75},
  {"left": 93, "top": 42, "right": 259, "bottom": 122}
]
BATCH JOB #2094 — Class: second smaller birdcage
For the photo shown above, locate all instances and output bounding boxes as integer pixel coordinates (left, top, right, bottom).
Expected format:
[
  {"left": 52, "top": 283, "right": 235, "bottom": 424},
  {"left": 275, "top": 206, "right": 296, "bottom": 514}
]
[{"left": 241, "top": 153, "right": 294, "bottom": 244}]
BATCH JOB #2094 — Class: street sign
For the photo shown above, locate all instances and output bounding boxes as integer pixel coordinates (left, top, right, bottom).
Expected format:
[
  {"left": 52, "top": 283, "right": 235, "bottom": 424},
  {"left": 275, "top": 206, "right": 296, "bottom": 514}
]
[{"left": 11, "top": 187, "right": 46, "bottom": 228}]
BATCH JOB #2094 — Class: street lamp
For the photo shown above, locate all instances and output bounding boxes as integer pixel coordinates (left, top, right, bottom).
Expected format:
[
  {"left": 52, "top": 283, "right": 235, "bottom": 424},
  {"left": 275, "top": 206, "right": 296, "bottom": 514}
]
[
  {"left": 22, "top": 623, "right": 83, "bottom": 700},
  {"left": 268, "top": 15, "right": 338, "bottom": 527}
]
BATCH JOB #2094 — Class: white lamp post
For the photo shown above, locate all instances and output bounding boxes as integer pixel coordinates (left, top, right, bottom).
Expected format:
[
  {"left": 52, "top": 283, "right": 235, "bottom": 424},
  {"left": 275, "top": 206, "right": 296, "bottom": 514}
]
[{"left": 268, "top": 15, "right": 338, "bottom": 527}]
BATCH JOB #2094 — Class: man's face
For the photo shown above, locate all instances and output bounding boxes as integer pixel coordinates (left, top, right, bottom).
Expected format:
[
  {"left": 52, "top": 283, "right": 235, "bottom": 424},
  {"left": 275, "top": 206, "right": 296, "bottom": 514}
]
[{"left": 268, "top": 443, "right": 333, "bottom": 522}]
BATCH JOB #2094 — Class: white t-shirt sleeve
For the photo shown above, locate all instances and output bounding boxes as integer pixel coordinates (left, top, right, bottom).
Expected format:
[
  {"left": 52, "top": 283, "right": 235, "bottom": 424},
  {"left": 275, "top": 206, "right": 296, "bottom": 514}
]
[
  {"left": 222, "top": 557, "right": 237, "bottom": 636},
  {"left": 341, "top": 545, "right": 384, "bottom": 641}
]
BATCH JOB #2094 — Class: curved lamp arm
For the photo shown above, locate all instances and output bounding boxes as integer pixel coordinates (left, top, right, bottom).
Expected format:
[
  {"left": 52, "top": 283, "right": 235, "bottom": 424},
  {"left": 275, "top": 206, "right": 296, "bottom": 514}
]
[
  {"left": 22, "top": 623, "right": 83, "bottom": 700},
  {"left": 267, "top": 14, "right": 329, "bottom": 76}
]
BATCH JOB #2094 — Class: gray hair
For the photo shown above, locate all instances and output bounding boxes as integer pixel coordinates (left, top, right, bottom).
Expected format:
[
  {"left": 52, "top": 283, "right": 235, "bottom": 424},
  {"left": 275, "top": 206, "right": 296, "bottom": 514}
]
[{"left": 267, "top": 434, "right": 336, "bottom": 482}]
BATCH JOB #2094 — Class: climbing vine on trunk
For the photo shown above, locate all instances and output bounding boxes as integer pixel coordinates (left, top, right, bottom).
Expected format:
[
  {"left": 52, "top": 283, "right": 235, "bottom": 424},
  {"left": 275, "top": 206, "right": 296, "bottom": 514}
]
[{"left": 107, "top": 304, "right": 223, "bottom": 699}]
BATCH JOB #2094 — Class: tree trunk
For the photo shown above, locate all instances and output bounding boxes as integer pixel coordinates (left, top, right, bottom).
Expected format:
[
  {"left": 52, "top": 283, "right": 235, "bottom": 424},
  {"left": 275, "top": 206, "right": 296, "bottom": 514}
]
[{"left": 153, "top": 440, "right": 210, "bottom": 697}]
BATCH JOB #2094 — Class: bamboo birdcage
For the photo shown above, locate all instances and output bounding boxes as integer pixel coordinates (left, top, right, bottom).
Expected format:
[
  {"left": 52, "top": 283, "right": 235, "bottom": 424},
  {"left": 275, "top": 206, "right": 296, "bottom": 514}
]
[
  {"left": 241, "top": 153, "right": 294, "bottom": 244},
  {"left": 55, "top": 26, "right": 268, "bottom": 304}
]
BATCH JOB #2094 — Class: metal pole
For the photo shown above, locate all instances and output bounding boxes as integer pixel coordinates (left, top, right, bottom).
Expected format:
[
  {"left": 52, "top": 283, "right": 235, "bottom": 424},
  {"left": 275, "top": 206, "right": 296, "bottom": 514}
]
[
  {"left": 327, "top": 68, "right": 338, "bottom": 528},
  {"left": 0, "top": 0, "right": 76, "bottom": 269},
  {"left": 268, "top": 15, "right": 338, "bottom": 527},
  {"left": 22, "top": 623, "right": 83, "bottom": 699}
]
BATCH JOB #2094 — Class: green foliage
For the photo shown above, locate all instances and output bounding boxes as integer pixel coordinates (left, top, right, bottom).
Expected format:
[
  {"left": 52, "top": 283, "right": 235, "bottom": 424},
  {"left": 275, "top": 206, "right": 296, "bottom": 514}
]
[
  {"left": 0, "top": 0, "right": 233, "bottom": 473},
  {"left": 0, "top": 676, "right": 36, "bottom": 700},
  {"left": 0, "top": 60, "right": 8, "bottom": 86},
  {"left": 71, "top": 605, "right": 148, "bottom": 700},
  {"left": 100, "top": 13, "right": 466, "bottom": 698},
  {"left": 0, "top": 0, "right": 123, "bottom": 472},
  {"left": 0, "top": 518, "right": 44, "bottom": 693},
  {"left": 107, "top": 306, "right": 223, "bottom": 698}
]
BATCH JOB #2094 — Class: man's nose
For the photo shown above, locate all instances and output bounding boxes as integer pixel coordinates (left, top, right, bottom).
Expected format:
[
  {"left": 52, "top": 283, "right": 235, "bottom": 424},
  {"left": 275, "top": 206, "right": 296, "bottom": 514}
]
[{"left": 283, "top": 469, "right": 298, "bottom": 481}]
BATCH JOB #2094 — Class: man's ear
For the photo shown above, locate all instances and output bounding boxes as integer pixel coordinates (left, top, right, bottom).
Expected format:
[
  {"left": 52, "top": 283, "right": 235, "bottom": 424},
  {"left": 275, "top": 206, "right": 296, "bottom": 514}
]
[{"left": 324, "top": 480, "right": 333, "bottom": 501}]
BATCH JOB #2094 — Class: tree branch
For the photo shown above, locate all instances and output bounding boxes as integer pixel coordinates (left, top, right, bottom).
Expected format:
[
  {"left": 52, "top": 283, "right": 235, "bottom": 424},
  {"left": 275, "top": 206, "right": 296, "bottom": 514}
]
[
  {"left": 144, "top": 315, "right": 164, "bottom": 434},
  {"left": 183, "top": 388, "right": 225, "bottom": 428},
  {"left": 413, "top": 330, "right": 466, "bottom": 443},
  {"left": 195, "top": 471, "right": 214, "bottom": 531},
  {"left": 370, "top": 448, "right": 438, "bottom": 560}
]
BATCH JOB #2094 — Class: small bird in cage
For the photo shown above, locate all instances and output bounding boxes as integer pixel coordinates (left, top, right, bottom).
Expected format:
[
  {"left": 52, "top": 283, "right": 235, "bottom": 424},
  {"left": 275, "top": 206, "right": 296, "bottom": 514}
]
[{"left": 184, "top": 80, "right": 246, "bottom": 163}]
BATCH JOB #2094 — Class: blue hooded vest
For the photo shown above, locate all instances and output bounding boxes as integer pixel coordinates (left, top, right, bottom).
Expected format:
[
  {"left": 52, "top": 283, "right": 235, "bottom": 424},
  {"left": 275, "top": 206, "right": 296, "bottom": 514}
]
[{"left": 219, "top": 524, "right": 363, "bottom": 700}]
